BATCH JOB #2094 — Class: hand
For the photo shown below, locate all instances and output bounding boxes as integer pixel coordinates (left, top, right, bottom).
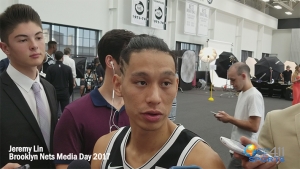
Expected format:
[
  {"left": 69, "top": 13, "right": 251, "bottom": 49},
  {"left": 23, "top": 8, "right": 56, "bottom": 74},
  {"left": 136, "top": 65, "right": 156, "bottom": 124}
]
[
  {"left": 233, "top": 136, "right": 278, "bottom": 169},
  {"left": 215, "top": 111, "right": 232, "bottom": 123},
  {"left": 1, "top": 163, "right": 21, "bottom": 169},
  {"left": 73, "top": 82, "right": 76, "bottom": 88}
]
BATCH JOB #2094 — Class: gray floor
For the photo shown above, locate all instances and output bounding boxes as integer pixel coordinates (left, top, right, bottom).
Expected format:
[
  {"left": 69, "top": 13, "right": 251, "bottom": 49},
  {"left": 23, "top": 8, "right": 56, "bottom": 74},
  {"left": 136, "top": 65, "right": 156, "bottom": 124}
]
[{"left": 72, "top": 87, "right": 292, "bottom": 167}]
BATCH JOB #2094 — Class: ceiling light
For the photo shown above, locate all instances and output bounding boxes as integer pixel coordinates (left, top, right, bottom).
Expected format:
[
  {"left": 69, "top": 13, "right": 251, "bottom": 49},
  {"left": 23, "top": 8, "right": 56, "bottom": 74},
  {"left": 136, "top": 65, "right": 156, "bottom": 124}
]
[
  {"left": 274, "top": 5, "right": 282, "bottom": 9},
  {"left": 262, "top": 0, "right": 269, "bottom": 2},
  {"left": 285, "top": 12, "right": 292, "bottom": 15}
]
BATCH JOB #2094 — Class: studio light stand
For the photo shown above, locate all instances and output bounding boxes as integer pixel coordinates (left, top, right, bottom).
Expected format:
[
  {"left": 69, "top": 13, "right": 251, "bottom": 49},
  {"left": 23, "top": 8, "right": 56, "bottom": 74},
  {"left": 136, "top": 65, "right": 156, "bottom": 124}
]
[{"left": 199, "top": 47, "right": 217, "bottom": 101}]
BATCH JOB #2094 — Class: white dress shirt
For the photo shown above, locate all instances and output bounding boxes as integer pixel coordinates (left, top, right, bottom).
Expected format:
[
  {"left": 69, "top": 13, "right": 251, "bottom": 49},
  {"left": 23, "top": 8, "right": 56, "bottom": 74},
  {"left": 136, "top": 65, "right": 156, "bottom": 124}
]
[
  {"left": 6, "top": 64, "right": 51, "bottom": 126},
  {"left": 63, "top": 55, "right": 76, "bottom": 78}
]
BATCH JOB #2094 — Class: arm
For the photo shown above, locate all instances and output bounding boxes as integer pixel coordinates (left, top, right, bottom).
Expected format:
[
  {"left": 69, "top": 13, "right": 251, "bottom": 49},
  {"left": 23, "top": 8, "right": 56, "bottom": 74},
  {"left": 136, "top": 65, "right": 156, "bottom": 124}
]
[
  {"left": 216, "top": 112, "right": 261, "bottom": 133},
  {"left": 258, "top": 112, "right": 275, "bottom": 151},
  {"left": 91, "top": 132, "right": 116, "bottom": 169},
  {"left": 291, "top": 73, "right": 298, "bottom": 83},
  {"left": 216, "top": 93, "right": 263, "bottom": 133},
  {"left": 54, "top": 109, "right": 82, "bottom": 169},
  {"left": 68, "top": 68, "right": 73, "bottom": 96},
  {"left": 45, "top": 69, "right": 52, "bottom": 82},
  {"left": 280, "top": 73, "right": 283, "bottom": 80},
  {"left": 71, "top": 60, "right": 77, "bottom": 87},
  {"left": 184, "top": 141, "right": 225, "bottom": 169}
]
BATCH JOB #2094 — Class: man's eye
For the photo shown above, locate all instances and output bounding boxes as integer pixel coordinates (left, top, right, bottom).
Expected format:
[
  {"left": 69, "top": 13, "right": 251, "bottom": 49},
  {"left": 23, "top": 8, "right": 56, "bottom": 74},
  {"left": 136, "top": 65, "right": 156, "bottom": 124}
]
[
  {"left": 162, "top": 82, "right": 171, "bottom": 86},
  {"left": 137, "top": 81, "right": 147, "bottom": 86}
]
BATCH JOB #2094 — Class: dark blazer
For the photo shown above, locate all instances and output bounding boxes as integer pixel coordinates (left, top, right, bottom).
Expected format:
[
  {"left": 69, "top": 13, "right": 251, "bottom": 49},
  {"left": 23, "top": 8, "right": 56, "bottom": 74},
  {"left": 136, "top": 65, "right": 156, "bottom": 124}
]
[{"left": 0, "top": 71, "right": 58, "bottom": 169}]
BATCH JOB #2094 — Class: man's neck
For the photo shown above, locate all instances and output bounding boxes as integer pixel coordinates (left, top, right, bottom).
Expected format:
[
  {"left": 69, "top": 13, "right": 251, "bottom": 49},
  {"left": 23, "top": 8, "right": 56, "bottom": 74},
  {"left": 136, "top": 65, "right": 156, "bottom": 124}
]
[
  {"left": 125, "top": 121, "right": 177, "bottom": 167},
  {"left": 242, "top": 81, "right": 253, "bottom": 92},
  {"left": 10, "top": 62, "right": 38, "bottom": 80},
  {"left": 47, "top": 50, "right": 53, "bottom": 56}
]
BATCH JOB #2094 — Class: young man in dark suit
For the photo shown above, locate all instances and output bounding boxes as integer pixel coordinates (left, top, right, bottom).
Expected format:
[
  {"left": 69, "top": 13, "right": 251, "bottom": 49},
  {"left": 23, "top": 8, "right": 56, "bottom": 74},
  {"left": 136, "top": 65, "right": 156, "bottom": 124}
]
[{"left": 0, "top": 4, "right": 58, "bottom": 169}]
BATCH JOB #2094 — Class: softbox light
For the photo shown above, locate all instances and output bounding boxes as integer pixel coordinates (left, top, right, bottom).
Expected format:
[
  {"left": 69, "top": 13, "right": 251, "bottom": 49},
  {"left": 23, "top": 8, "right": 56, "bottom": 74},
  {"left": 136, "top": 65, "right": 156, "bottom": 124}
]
[{"left": 73, "top": 57, "right": 87, "bottom": 78}]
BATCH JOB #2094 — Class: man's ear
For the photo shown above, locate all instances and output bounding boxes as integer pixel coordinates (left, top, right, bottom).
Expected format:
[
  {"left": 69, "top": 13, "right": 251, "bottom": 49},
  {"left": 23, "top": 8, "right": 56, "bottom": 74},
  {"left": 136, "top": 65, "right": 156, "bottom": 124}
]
[
  {"left": 113, "top": 74, "right": 122, "bottom": 97},
  {"left": 242, "top": 73, "right": 246, "bottom": 79},
  {"left": 0, "top": 42, "right": 10, "bottom": 55}
]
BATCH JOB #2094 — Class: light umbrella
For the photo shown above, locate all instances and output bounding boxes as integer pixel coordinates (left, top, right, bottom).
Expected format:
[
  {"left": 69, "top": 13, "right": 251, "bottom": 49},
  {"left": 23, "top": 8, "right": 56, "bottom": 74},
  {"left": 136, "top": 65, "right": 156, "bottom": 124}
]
[
  {"left": 245, "top": 57, "right": 257, "bottom": 77},
  {"left": 284, "top": 61, "right": 297, "bottom": 73},
  {"left": 255, "top": 57, "right": 284, "bottom": 82}
]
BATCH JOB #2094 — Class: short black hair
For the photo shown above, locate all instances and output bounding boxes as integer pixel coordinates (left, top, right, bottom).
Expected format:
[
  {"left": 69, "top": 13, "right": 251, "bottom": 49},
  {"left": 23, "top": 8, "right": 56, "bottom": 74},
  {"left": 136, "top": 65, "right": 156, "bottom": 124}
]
[
  {"left": 54, "top": 51, "right": 63, "bottom": 60},
  {"left": 120, "top": 34, "right": 175, "bottom": 75},
  {"left": 0, "top": 4, "right": 42, "bottom": 44},
  {"left": 48, "top": 41, "right": 57, "bottom": 49},
  {"left": 94, "top": 58, "right": 100, "bottom": 64},
  {"left": 97, "top": 29, "right": 135, "bottom": 71}
]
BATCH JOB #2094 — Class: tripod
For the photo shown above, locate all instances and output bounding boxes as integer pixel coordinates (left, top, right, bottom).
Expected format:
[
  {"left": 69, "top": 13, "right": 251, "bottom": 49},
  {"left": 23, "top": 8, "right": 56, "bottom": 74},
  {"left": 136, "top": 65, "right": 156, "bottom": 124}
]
[
  {"left": 202, "top": 62, "right": 209, "bottom": 90},
  {"left": 220, "top": 76, "right": 236, "bottom": 98}
]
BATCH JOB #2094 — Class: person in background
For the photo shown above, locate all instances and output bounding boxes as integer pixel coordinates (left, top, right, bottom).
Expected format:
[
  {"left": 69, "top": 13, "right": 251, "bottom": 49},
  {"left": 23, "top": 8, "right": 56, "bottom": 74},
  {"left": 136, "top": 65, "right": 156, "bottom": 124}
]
[
  {"left": 94, "top": 57, "right": 104, "bottom": 86},
  {"left": 80, "top": 65, "right": 96, "bottom": 96},
  {"left": 43, "top": 40, "right": 57, "bottom": 73},
  {"left": 215, "top": 62, "right": 265, "bottom": 169},
  {"left": 92, "top": 34, "right": 225, "bottom": 169},
  {"left": 280, "top": 65, "right": 292, "bottom": 84},
  {"left": 0, "top": 57, "right": 9, "bottom": 74},
  {"left": 291, "top": 65, "right": 300, "bottom": 105},
  {"left": 46, "top": 51, "right": 73, "bottom": 117},
  {"left": 0, "top": 4, "right": 57, "bottom": 168},
  {"left": 63, "top": 47, "right": 76, "bottom": 88},
  {"left": 235, "top": 101, "right": 300, "bottom": 169},
  {"left": 53, "top": 29, "right": 133, "bottom": 169}
]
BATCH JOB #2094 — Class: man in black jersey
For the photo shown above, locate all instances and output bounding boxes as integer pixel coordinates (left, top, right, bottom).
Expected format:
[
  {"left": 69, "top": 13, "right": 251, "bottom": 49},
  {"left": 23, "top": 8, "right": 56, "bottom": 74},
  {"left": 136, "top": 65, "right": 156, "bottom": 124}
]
[
  {"left": 43, "top": 41, "right": 57, "bottom": 73},
  {"left": 91, "top": 35, "right": 225, "bottom": 169}
]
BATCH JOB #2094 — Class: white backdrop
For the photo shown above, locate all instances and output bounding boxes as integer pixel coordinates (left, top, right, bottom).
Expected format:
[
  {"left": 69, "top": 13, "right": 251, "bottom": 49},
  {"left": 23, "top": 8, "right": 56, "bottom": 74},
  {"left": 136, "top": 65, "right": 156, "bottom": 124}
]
[{"left": 207, "top": 39, "right": 233, "bottom": 88}]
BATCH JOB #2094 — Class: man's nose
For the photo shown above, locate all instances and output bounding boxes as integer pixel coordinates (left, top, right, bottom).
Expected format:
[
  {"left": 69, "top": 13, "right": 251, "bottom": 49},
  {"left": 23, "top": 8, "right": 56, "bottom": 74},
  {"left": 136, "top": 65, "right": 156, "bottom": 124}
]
[{"left": 145, "top": 84, "right": 161, "bottom": 105}]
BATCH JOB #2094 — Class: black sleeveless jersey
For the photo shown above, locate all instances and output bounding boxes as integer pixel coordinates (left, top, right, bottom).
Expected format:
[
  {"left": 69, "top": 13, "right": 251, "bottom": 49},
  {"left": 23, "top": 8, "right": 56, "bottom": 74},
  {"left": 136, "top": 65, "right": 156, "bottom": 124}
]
[{"left": 101, "top": 125, "right": 207, "bottom": 169}]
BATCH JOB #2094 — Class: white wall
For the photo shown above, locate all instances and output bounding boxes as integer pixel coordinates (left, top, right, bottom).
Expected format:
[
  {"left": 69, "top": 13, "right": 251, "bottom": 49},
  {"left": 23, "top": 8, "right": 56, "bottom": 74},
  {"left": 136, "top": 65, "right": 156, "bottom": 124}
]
[
  {"left": 271, "top": 29, "right": 292, "bottom": 62},
  {"left": 117, "top": 1, "right": 169, "bottom": 44},
  {"left": 214, "top": 11, "right": 236, "bottom": 45},
  {"left": 241, "top": 20, "right": 258, "bottom": 53},
  {"left": 19, "top": 0, "right": 109, "bottom": 32},
  {"left": 262, "top": 27, "right": 273, "bottom": 55}
]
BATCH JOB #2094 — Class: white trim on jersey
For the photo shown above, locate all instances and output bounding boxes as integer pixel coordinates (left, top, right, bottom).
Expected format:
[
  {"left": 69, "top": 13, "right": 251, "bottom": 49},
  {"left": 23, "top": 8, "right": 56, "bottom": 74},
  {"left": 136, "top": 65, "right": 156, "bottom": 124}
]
[
  {"left": 121, "top": 125, "right": 185, "bottom": 169},
  {"left": 101, "top": 127, "right": 126, "bottom": 169},
  {"left": 176, "top": 137, "right": 203, "bottom": 166}
]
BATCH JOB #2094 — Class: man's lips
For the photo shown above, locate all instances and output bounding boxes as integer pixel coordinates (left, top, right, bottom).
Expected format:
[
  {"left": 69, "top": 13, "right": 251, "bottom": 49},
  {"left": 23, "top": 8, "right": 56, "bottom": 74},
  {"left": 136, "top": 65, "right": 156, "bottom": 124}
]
[
  {"left": 141, "top": 111, "right": 163, "bottom": 122},
  {"left": 30, "top": 53, "right": 41, "bottom": 58}
]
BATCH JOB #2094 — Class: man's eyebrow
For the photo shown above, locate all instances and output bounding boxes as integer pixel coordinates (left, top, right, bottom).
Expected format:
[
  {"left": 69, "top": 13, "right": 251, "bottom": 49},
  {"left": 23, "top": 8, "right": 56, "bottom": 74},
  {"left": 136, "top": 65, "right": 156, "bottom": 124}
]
[
  {"left": 131, "top": 71, "right": 149, "bottom": 77},
  {"left": 14, "top": 31, "right": 43, "bottom": 39},
  {"left": 162, "top": 71, "right": 176, "bottom": 76},
  {"left": 131, "top": 71, "right": 176, "bottom": 77}
]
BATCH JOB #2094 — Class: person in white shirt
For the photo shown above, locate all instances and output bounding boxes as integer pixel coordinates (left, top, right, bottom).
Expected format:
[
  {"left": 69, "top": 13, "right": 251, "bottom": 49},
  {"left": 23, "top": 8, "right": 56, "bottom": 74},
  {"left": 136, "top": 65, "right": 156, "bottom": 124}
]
[
  {"left": 215, "top": 62, "right": 265, "bottom": 169},
  {"left": 63, "top": 47, "right": 76, "bottom": 88}
]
